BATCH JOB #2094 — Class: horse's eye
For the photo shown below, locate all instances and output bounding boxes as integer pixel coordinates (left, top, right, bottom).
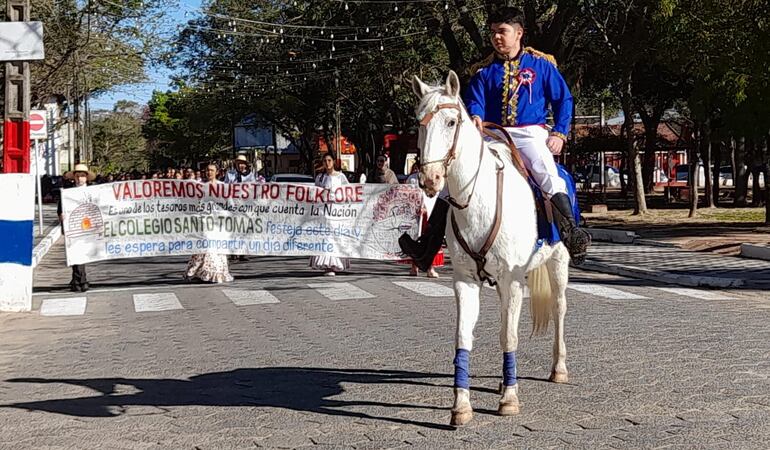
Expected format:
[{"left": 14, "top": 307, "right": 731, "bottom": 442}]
[{"left": 447, "top": 120, "right": 456, "bottom": 127}]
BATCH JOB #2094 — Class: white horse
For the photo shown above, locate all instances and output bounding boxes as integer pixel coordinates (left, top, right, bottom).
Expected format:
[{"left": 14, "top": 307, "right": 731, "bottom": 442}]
[{"left": 412, "top": 71, "right": 571, "bottom": 426}]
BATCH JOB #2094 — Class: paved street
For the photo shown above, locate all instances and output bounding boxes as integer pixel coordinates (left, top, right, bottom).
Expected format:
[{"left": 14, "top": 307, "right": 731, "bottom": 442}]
[{"left": 1, "top": 242, "right": 770, "bottom": 448}]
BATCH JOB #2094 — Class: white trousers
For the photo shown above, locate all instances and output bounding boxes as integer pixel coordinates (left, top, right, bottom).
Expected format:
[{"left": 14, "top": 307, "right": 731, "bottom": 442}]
[{"left": 495, "top": 125, "right": 566, "bottom": 196}]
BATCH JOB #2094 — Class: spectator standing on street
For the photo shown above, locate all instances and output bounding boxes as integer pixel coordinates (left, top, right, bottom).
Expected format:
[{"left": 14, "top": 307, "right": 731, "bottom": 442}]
[
  {"left": 225, "top": 155, "right": 258, "bottom": 183},
  {"left": 310, "top": 152, "right": 351, "bottom": 276},
  {"left": 369, "top": 155, "right": 399, "bottom": 184},
  {"left": 185, "top": 164, "right": 234, "bottom": 283},
  {"left": 58, "top": 163, "right": 96, "bottom": 292}
]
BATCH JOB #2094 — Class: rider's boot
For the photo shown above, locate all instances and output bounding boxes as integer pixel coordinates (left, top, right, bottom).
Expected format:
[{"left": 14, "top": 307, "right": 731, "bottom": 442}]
[
  {"left": 399, "top": 198, "right": 449, "bottom": 272},
  {"left": 550, "top": 193, "right": 592, "bottom": 265}
]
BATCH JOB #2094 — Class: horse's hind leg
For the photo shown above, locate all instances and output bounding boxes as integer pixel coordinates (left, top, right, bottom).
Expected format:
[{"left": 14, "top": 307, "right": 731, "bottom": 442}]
[
  {"left": 496, "top": 273, "right": 525, "bottom": 415},
  {"left": 450, "top": 277, "right": 481, "bottom": 426},
  {"left": 546, "top": 245, "right": 570, "bottom": 383}
]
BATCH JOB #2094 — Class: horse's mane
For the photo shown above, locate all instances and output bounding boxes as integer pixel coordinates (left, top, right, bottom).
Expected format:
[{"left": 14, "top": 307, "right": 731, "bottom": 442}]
[{"left": 415, "top": 82, "right": 515, "bottom": 169}]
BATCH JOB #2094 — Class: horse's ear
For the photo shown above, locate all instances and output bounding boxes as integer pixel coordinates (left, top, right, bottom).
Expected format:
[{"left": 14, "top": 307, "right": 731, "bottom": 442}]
[
  {"left": 412, "top": 75, "right": 430, "bottom": 98},
  {"left": 445, "top": 71, "right": 461, "bottom": 98}
]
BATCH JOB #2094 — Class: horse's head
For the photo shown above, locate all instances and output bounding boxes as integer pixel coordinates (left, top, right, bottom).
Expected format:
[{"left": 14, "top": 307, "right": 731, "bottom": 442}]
[{"left": 412, "top": 71, "right": 465, "bottom": 197}]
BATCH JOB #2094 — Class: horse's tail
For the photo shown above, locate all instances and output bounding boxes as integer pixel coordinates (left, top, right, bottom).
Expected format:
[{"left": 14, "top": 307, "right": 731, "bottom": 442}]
[{"left": 528, "top": 265, "right": 553, "bottom": 336}]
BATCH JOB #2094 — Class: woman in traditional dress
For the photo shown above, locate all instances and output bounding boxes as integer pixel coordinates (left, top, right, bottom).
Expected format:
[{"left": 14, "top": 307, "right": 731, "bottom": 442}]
[
  {"left": 309, "top": 152, "right": 351, "bottom": 276},
  {"left": 184, "top": 164, "right": 234, "bottom": 283}
]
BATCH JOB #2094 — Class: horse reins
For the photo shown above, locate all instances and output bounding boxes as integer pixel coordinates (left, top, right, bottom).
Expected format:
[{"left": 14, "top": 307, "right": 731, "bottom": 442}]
[
  {"left": 419, "top": 104, "right": 484, "bottom": 210},
  {"left": 418, "top": 102, "right": 530, "bottom": 286}
]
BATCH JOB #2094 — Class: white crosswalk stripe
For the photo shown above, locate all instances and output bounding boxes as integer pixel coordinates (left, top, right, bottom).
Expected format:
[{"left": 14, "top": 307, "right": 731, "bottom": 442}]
[
  {"left": 40, "top": 297, "right": 87, "bottom": 316},
  {"left": 223, "top": 289, "right": 280, "bottom": 306},
  {"left": 307, "top": 282, "right": 375, "bottom": 300},
  {"left": 393, "top": 281, "right": 454, "bottom": 297},
  {"left": 653, "top": 287, "right": 736, "bottom": 300},
  {"left": 484, "top": 283, "right": 531, "bottom": 297},
  {"left": 133, "top": 293, "right": 183, "bottom": 312},
  {"left": 568, "top": 283, "right": 648, "bottom": 300}
]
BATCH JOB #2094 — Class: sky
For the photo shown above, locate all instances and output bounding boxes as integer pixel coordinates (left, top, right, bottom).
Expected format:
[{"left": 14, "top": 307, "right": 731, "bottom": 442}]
[{"left": 89, "top": 0, "right": 202, "bottom": 111}]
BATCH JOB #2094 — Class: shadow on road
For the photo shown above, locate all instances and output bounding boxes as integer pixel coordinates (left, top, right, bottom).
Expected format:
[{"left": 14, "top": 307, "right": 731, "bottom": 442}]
[{"left": 4, "top": 367, "right": 471, "bottom": 430}]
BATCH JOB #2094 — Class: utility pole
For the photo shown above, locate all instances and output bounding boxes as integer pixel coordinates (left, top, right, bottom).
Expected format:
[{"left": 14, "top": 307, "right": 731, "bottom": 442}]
[{"left": 2, "top": 0, "right": 32, "bottom": 173}]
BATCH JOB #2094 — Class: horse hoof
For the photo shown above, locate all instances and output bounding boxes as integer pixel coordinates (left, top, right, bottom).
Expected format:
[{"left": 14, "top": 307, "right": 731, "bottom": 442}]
[
  {"left": 497, "top": 402, "right": 520, "bottom": 416},
  {"left": 450, "top": 409, "right": 473, "bottom": 426},
  {"left": 549, "top": 371, "right": 569, "bottom": 383}
]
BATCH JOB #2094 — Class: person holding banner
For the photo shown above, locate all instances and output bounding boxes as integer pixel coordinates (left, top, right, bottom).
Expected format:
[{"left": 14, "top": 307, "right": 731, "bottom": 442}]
[
  {"left": 58, "top": 163, "right": 96, "bottom": 292},
  {"left": 310, "top": 153, "right": 351, "bottom": 276},
  {"left": 184, "top": 164, "right": 235, "bottom": 284}
]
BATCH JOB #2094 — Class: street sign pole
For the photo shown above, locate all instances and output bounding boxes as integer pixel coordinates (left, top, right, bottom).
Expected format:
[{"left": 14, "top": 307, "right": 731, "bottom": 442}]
[{"left": 33, "top": 139, "right": 43, "bottom": 236}]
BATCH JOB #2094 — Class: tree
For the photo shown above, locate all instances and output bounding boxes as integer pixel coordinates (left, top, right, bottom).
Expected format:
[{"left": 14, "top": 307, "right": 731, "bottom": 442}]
[{"left": 91, "top": 101, "right": 148, "bottom": 173}]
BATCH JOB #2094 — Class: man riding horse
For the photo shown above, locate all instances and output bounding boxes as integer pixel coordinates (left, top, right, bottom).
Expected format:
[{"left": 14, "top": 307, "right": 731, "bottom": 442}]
[{"left": 400, "top": 6, "right": 591, "bottom": 267}]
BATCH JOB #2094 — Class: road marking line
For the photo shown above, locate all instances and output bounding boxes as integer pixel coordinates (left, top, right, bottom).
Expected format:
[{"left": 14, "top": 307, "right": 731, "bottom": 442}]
[
  {"left": 568, "top": 283, "right": 648, "bottom": 300},
  {"left": 393, "top": 281, "right": 454, "bottom": 297},
  {"left": 33, "top": 283, "right": 194, "bottom": 296},
  {"left": 307, "top": 282, "right": 375, "bottom": 301},
  {"left": 653, "top": 287, "right": 736, "bottom": 300},
  {"left": 40, "top": 297, "right": 87, "bottom": 316},
  {"left": 222, "top": 289, "right": 280, "bottom": 306},
  {"left": 133, "top": 293, "right": 183, "bottom": 312}
]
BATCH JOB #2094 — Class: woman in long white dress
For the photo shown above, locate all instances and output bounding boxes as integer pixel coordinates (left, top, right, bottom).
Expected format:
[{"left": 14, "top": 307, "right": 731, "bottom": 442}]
[
  {"left": 185, "top": 164, "right": 234, "bottom": 283},
  {"left": 309, "top": 153, "right": 351, "bottom": 276}
]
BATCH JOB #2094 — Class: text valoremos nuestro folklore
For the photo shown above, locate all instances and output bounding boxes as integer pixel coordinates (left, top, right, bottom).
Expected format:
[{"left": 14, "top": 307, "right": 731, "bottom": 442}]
[{"left": 61, "top": 180, "right": 422, "bottom": 265}]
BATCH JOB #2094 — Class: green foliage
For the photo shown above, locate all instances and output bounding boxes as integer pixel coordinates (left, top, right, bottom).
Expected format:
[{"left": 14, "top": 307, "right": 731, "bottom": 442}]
[
  {"left": 29, "top": 0, "right": 174, "bottom": 102},
  {"left": 91, "top": 102, "right": 149, "bottom": 173}
]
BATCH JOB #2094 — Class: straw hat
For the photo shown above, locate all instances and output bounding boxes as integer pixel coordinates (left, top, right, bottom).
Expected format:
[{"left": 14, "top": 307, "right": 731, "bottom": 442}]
[
  {"left": 64, "top": 163, "right": 96, "bottom": 181},
  {"left": 234, "top": 154, "right": 251, "bottom": 166}
]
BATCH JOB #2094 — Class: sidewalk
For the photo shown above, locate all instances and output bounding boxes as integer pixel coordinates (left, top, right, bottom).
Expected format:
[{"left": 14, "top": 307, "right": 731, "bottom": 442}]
[
  {"left": 584, "top": 241, "right": 770, "bottom": 289},
  {"left": 31, "top": 203, "right": 61, "bottom": 268}
]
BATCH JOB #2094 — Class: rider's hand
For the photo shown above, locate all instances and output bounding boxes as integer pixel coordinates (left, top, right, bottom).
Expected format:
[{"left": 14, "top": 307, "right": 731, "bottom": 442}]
[
  {"left": 546, "top": 136, "right": 564, "bottom": 155},
  {"left": 472, "top": 115, "right": 483, "bottom": 132}
]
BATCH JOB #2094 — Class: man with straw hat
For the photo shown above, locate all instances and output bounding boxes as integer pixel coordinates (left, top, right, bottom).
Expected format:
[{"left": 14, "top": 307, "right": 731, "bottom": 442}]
[
  {"left": 225, "top": 154, "right": 259, "bottom": 183},
  {"left": 58, "top": 163, "right": 96, "bottom": 292}
]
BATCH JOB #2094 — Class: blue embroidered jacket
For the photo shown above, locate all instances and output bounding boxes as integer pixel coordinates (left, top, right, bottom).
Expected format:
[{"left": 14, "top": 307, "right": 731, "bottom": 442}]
[{"left": 465, "top": 48, "right": 573, "bottom": 139}]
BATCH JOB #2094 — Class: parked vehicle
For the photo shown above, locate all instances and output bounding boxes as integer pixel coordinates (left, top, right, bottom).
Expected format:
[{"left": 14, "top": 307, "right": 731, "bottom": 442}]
[
  {"left": 268, "top": 173, "right": 315, "bottom": 184},
  {"left": 717, "top": 166, "right": 764, "bottom": 188},
  {"left": 575, "top": 165, "right": 626, "bottom": 188}
]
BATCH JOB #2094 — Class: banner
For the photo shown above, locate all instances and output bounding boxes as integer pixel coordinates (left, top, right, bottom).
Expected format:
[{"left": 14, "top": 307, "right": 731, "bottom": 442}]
[{"left": 61, "top": 180, "right": 422, "bottom": 265}]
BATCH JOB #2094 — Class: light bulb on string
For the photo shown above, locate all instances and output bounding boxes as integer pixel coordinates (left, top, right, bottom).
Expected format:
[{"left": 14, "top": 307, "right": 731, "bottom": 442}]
[
  {"left": 320, "top": 29, "right": 324, "bottom": 35},
  {"left": 280, "top": 37, "right": 284, "bottom": 43},
  {"left": 394, "top": 4, "right": 398, "bottom": 12},
  {"left": 344, "top": 2, "right": 348, "bottom": 10},
  {"left": 365, "top": 27, "right": 369, "bottom": 33},
  {"left": 445, "top": 2, "right": 449, "bottom": 9},
  {"left": 330, "top": 33, "right": 334, "bottom": 39},
  {"left": 380, "top": 42, "right": 384, "bottom": 51},
  {"left": 280, "top": 28, "right": 284, "bottom": 34}
]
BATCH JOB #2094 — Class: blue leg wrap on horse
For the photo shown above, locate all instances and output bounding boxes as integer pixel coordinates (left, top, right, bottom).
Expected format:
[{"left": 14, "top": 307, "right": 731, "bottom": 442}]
[
  {"left": 453, "top": 349, "right": 471, "bottom": 389},
  {"left": 503, "top": 351, "right": 517, "bottom": 386}
]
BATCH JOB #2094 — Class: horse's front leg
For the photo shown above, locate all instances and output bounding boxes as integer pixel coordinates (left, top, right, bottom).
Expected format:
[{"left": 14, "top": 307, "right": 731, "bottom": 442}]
[
  {"left": 496, "top": 274, "right": 525, "bottom": 415},
  {"left": 450, "top": 276, "right": 481, "bottom": 426}
]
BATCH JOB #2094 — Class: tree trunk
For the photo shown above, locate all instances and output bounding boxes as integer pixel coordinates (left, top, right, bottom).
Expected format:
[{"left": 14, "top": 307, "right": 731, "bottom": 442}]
[
  {"left": 703, "top": 121, "right": 714, "bottom": 208},
  {"left": 711, "top": 128, "right": 721, "bottom": 207},
  {"left": 621, "top": 78, "right": 646, "bottom": 214},
  {"left": 734, "top": 136, "right": 749, "bottom": 206},
  {"left": 688, "top": 124, "right": 700, "bottom": 218},
  {"left": 638, "top": 107, "right": 663, "bottom": 194}
]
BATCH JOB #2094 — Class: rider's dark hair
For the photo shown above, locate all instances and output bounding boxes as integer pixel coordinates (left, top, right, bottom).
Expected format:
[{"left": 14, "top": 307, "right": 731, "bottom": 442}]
[{"left": 487, "top": 7, "right": 525, "bottom": 28}]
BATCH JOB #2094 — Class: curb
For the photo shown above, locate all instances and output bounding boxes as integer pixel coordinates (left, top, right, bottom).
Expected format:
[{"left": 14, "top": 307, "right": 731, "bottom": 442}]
[
  {"left": 32, "top": 223, "right": 61, "bottom": 268},
  {"left": 580, "top": 261, "right": 749, "bottom": 289},
  {"left": 740, "top": 244, "right": 770, "bottom": 262},
  {"left": 586, "top": 228, "right": 638, "bottom": 244}
]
